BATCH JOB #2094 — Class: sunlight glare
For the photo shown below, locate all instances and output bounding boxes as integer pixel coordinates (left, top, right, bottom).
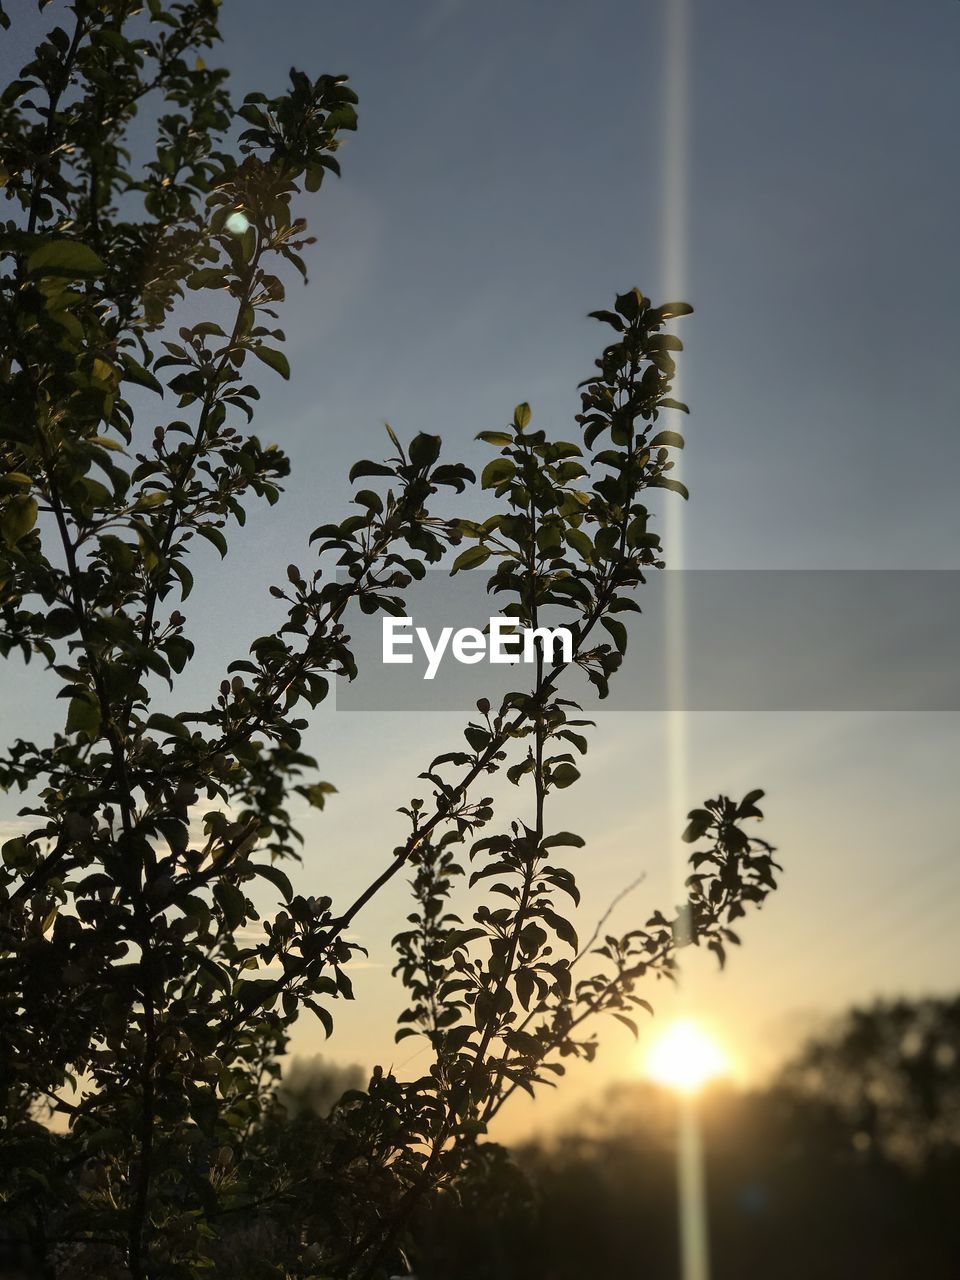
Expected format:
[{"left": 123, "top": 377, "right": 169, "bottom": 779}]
[{"left": 646, "top": 1019, "right": 729, "bottom": 1094}]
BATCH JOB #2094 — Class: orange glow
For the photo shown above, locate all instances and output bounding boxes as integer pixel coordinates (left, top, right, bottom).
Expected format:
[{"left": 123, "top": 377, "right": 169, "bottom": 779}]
[{"left": 646, "top": 1019, "right": 730, "bottom": 1094}]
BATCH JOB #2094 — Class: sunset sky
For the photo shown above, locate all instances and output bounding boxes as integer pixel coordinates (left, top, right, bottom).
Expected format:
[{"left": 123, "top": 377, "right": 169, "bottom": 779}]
[{"left": 3, "top": 0, "right": 959, "bottom": 1140}]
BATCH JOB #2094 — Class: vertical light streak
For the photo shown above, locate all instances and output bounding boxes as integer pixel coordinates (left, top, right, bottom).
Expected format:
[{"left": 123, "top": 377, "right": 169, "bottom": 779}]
[
  {"left": 661, "top": 1, "right": 691, "bottom": 926},
  {"left": 678, "top": 1092, "right": 710, "bottom": 1280},
  {"left": 660, "top": 7, "right": 710, "bottom": 1279}
]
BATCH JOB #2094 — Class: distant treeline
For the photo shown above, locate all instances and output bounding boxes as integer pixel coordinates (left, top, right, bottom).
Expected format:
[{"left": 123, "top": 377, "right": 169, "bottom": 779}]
[{"left": 415, "top": 997, "right": 960, "bottom": 1280}]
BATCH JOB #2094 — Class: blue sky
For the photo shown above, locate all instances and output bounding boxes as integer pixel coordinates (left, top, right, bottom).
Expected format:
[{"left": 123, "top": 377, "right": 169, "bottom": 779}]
[
  {"left": 3, "top": 0, "right": 959, "bottom": 1137},
  {"left": 212, "top": 0, "right": 960, "bottom": 570}
]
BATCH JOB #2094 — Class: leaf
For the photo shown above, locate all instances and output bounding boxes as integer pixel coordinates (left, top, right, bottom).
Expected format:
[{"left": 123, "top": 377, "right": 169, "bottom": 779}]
[
  {"left": 168, "top": 637, "right": 194, "bottom": 673},
  {"left": 327, "top": 103, "right": 358, "bottom": 131},
  {"left": 119, "top": 353, "right": 163, "bottom": 396},
  {"left": 237, "top": 978, "right": 278, "bottom": 1012},
  {"left": 197, "top": 526, "right": 228, "bottom": 557},
  {"left": 515, "top": 969, "right": 536, "bottom": 1011},
  {"left": 214, "top": 882, "right": 248, "bottom": 930},
  {"left": 27, "top": 239, "right": 106, "bottom": 278},
  {"left": 520, "top": 922, "right": 548, "bottom": 953},
  {"left": 135, "top": 491, "right": 167, "bottom": 510},
  {"left": 649, "top": 333, "right": 683, "bottom": 352},
  {"left": 253, "top": 345, "right": 290, "bottom": 379},
  {"left": 171, "top": 560, "right": 194, "bottom": 600},
  {"left": 588, "top": 309, "right": 625, "bottom": 331},
  {"left": 481, "top": 458, "right": 516, "bottom": 489},
  {"left": 737, "top": 788, "right": 765, "bottom": 819},
  {"left": 545, "top": 868, "right": 581, "bottom": 906},
  {"left": 566, "top": 529, "right": 594, "bottom": 560},
  {"left": 683, "top": 808, "right": 714, "bottom": 844},
  {"left": 348, "top": 459, "right": 393, "bottom": 482},
  {"left": 551, "top": 763, "right": 580, "bottom": 789},
  {"left": 451, "top": 545, "right": 491, "bottom": 573},
  {"left": 649, "top": 475, "right": 689, "bottom": 500},
  {"left": 542, "top": 832, "right": 586, "bottom": 850},
  {"left": 648, "top": 430, "right": 685, "bottom": 450},
  {"left": 300, "top": 782, "right": 337, "bottom": 810},
  {"left": 542, "top": 907, "right": 578, "bottom": 951},
  {"left": 193, "top": 953, "right": 231, "bottom": 995},
  {"left": 66, "top": 695, "right": 101, "bottom": 739},
  {"left": 0, "top": 495, "right": 38, "bottom": 547},
  {"left": 408, "top": 432, "right": 441, "bottom": 468},
  {"left": 305, "top": 999, "right": 334, "bottom": 1037},
  {"left": 146, "top": 712, "right": 190, "bottom": 740},
  {"left": 601, "top": 615, "right": 628, "bottom": 654},
  {"left": 91, "top": 358, "right": 117, "bottom": 388},
  {"left": 513, "top": 402, "right": 532, "bottom": 429},
  {"left": 615, "top": 288, "right": 644, "bottom": 320},
  {"left": 251, "top": 862, "right": 293, "bottom": 903},
  {"left": 1, "top": 838, "right": 28, "bottom": 868}
]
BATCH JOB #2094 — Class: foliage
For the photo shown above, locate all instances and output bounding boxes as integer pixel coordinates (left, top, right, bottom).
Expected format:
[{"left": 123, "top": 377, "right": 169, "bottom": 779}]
[
  {"left": 782, "top": 996, "right": 960, "bottom": 1167},
  {"left": 0, "top": 3, "right": 778, "bottom": 1277}
]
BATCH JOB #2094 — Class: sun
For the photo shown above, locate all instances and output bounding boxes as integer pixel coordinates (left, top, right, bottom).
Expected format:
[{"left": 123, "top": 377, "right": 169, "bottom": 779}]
[{"left": 645, "top": 1019, "right": 730, "bottom": 1093}]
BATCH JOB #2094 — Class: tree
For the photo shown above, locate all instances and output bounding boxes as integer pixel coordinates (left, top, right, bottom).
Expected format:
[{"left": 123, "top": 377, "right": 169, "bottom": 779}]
[
  {"left": 0, "top": 4, "right": 780, "bottom": 1277},
  {"left": 275, "top": 1054, "right": 366, "bottom": 1121},
  {"left": 782, "top": 996, "right": 960, "bottom": 1167}
]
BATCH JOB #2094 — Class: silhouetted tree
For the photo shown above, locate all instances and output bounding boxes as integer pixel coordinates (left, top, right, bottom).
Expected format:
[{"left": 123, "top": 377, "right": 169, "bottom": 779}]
[
  {"left": 0, "top": 3, "right": 778, "bottom": 1276},
  {"left": 783, "top": 996, "right": 960, "bottom": 1166},
  {"left": 276, "top": 1054, "right": 366, "bottom": 1120}
]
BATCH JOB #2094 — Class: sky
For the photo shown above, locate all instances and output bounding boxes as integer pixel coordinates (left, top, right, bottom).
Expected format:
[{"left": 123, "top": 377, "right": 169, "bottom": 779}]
[{"left": 3, "top": 0, "right": 959, "bottom": 1140}]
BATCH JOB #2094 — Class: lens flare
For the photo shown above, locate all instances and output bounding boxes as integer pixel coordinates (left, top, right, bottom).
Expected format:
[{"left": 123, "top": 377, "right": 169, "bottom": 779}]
[{"left": 646, "top": 1019, "right": 729, "bottom": 1094}]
